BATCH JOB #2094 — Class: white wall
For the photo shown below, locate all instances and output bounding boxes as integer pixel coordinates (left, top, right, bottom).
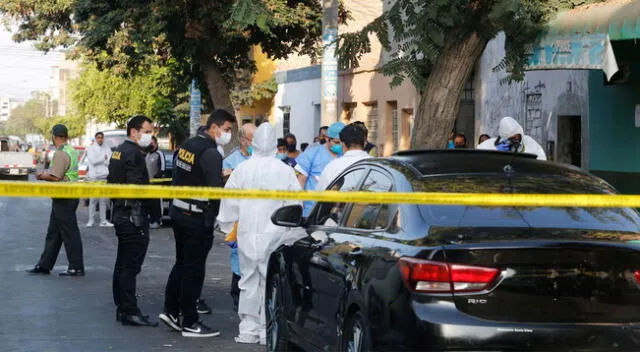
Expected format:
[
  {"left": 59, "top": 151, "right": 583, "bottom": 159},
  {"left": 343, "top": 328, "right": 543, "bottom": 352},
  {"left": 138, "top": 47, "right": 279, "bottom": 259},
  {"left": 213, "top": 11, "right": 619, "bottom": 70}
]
[
  {"left": 273, "top": 78, "right": 321, "bottom": 145},
  {"left": 475, "top": 33, "right": 589, "bottom": 161}
]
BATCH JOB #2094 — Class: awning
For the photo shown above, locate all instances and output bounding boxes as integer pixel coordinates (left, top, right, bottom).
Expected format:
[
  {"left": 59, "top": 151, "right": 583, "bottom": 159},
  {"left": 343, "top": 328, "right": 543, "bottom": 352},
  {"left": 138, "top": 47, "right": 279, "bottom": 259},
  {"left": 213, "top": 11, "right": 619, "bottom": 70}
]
[
  {"left": 525, "top": 0, "right": 640, "bottom": 78},
  {"left": 527, "top": 33, "right": 619, "bottom": 80},
  {"left": 547, "top": 0, "right": 640, "bottom": 40}
]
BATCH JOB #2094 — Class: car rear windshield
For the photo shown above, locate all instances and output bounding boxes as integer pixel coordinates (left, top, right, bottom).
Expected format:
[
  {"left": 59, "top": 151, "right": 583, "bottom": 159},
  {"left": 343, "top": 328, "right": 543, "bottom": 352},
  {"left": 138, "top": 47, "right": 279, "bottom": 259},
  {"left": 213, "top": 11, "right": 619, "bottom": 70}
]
[{"left": 415, "top": 174, "right": 640, "bottom": 232}]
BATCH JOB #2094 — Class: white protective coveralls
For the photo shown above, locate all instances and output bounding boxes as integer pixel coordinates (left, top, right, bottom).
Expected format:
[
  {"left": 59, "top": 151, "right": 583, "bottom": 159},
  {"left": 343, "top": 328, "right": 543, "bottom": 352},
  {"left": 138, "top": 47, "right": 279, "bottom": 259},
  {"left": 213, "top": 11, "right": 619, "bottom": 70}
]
[
  {"left": 217, "top": 123, "right": 304, "bottom": 344},
  {"left": 477, "top": 116, "right": 547, "bottom": 160}
]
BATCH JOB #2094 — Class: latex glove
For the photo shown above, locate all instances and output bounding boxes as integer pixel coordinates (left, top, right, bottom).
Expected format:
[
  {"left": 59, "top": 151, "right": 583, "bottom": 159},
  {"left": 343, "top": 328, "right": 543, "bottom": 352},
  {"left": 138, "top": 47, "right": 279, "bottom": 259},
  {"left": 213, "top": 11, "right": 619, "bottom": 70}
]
[{"left": 495, "top": 141, "right": 512, "bottom": 152}]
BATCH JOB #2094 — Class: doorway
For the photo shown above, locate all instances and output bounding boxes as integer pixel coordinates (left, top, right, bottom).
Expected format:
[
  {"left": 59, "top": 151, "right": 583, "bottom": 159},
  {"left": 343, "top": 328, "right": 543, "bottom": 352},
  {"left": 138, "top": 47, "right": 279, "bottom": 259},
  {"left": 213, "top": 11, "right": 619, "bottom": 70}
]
[{"left": 556, "top": 115, "right": 582, "bottom": 167}]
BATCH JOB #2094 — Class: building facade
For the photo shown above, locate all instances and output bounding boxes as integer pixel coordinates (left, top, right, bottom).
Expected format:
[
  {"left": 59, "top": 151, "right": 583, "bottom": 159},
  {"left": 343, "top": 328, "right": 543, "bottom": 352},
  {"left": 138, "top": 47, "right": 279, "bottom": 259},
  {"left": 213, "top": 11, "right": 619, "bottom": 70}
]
[{"left": 272, "top": 0, "right": 419, "bottom": 154}]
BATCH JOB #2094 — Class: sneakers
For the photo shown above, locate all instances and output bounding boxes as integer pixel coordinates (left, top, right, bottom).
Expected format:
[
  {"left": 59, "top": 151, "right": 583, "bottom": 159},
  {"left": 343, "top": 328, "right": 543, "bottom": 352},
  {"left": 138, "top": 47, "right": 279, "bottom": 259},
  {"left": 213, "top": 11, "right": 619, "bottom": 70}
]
[
  {"left": 149, "top": 222, "right": 161, "bottom": 229},
  {"left": 86, "top": 221, "right": 95, "bottom": 228},
  {"left": 182, "top": 321, "right": 220, "bottom": 338},
  {"left": 197, "top": 299, "right": 211, "bottom": 314},
  {"left": 99, "top": 220, "right": 114, "bottom": 227},
  {"left": 158, "top": 312, "right": 182, "bottom": 332}
]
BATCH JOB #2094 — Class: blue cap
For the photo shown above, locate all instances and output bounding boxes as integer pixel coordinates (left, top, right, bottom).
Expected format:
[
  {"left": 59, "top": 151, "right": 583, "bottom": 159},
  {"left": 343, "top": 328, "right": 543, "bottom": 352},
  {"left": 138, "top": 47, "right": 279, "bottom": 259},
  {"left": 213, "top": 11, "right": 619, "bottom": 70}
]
[{"left": 326, "top": 122, "right": 346, "bottom": 139}]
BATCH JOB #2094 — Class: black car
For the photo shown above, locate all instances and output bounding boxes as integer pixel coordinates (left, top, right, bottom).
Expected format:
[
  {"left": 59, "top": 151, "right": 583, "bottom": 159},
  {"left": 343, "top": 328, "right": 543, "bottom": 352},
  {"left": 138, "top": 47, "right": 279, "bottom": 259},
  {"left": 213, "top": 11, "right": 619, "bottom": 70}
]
[{"left": 266, "top": 150, "right": 640, "bottom": 352}]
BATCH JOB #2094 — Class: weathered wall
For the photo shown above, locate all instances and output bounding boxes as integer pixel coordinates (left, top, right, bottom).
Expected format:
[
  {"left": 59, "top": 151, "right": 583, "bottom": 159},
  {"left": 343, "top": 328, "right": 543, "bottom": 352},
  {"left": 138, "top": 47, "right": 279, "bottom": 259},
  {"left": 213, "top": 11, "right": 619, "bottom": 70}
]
[{"left": 476, "top": 33, "right": 590, "bottom": 165}]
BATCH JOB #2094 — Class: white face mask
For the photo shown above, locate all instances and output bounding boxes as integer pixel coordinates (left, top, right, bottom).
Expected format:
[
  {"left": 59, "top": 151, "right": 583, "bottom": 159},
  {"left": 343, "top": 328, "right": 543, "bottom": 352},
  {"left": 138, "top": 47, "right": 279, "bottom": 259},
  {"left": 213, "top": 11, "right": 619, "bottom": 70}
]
[
  {"left": 138, "top": 132, "right": 153, "bottom": 148},
  {"left": 215, "top": 131, "right": 232, "bottom": 146}
]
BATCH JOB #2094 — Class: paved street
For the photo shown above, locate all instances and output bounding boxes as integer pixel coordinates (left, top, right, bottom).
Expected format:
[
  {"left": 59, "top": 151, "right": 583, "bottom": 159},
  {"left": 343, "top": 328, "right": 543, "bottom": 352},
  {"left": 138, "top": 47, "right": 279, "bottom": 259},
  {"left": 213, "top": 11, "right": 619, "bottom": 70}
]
[{"left": 0, "top": 187, "right": 262, "bottom": 352}]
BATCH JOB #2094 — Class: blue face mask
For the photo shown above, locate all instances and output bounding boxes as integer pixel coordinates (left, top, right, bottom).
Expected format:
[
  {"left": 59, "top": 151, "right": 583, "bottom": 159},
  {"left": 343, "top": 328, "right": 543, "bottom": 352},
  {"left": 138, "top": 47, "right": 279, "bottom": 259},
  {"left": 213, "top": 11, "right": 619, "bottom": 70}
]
[
  {"left": 276, "top": 153, "right": 286, "bottom": 160},
  {"left": 247, "top": 146, "right": 254, "bottom": 155},
  {"left": 330, "top": 144, "right": 343, "bottom": 155}
]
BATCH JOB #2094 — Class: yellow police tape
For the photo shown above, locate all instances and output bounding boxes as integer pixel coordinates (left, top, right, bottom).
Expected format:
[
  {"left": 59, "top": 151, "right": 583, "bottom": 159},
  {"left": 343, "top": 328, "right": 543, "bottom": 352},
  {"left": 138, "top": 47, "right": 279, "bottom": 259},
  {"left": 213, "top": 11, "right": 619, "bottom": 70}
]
[{"left": 0, "top": 181, "right": 639, "bottom": 208}]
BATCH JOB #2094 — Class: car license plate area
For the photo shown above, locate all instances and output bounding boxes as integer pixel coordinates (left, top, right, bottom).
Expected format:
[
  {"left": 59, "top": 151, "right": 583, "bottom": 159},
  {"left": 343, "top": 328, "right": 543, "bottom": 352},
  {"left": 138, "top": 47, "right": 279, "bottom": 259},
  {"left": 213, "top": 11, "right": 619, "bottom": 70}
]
[{"left": 9, "top": 169, "right": 19, "bottom": 175}]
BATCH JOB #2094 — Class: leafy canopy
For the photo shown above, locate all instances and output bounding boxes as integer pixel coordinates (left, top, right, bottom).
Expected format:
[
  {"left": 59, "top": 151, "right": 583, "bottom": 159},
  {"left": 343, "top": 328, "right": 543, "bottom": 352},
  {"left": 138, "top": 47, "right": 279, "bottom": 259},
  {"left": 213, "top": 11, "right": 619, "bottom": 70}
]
[
  {"left": 337, "top": 0, "right": 604, "bottom": 89},
  {"left": 0, "top": 0, "right": 326, "bottom": 89}
]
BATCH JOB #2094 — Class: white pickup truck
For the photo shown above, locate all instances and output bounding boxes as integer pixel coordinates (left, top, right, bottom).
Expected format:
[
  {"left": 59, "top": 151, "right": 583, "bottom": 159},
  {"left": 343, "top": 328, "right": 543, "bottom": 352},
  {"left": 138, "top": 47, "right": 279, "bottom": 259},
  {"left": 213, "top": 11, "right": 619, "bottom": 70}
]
[{"left": 0, "top": 137, "right": 36, "bottom": 180}]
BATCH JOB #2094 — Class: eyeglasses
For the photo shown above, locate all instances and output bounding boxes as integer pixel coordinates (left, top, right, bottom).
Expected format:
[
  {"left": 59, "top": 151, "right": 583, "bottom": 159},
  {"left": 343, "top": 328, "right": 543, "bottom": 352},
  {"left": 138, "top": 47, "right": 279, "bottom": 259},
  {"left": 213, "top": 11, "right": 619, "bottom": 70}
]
[{"left": 329, "top": 139, "right": 341, "bottom": 145}]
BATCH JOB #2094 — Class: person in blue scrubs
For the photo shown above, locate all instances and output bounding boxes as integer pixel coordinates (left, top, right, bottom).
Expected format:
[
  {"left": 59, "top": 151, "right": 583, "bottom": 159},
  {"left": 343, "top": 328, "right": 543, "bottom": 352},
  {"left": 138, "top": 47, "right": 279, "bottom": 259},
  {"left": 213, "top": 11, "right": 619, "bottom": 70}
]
[{"left": 294, "top": 121, "right": 345, "bottom": 216}]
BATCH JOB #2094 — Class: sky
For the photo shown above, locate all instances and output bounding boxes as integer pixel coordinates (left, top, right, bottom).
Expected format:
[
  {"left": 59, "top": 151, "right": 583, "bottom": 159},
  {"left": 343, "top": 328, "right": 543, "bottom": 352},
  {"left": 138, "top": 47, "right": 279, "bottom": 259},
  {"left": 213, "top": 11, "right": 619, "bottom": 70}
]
[{"left": 0, "top": 26, "right": 65, "bottom": 101}]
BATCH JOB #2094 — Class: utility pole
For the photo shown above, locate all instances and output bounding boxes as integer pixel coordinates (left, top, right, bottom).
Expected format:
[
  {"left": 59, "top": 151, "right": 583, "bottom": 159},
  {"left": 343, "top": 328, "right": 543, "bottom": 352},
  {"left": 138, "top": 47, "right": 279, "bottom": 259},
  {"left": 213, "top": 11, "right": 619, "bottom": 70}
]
[
  {"left": 321, "top": 0, "right": 339, "bottom": 126},
  {"left": 189, "top": 78, "right": 202, "bottom": 137}
]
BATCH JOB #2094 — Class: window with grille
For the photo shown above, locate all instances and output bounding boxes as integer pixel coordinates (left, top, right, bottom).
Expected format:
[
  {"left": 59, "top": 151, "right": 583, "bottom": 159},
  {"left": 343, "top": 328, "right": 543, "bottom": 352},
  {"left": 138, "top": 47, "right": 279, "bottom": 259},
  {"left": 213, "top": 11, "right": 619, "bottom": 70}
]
[
  {"left": 281, "top": 106, "right": 291, "bottom": 134},
  {"left": 366, "top": 103, "right": 378, "bottom": 144},
  {"left": 390, "top": 102, "right": 399, "bottom": 151},
  {"left": 461, "top": 76, "right": 474, "bottom": 102}
]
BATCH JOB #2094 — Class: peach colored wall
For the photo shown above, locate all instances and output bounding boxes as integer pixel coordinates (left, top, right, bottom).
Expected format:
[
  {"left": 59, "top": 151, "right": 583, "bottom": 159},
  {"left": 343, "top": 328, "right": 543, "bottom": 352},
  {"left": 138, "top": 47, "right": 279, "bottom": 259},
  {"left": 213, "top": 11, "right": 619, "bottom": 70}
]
[{"left": 338, "top": 69, "right": 418, "bottom": 155}]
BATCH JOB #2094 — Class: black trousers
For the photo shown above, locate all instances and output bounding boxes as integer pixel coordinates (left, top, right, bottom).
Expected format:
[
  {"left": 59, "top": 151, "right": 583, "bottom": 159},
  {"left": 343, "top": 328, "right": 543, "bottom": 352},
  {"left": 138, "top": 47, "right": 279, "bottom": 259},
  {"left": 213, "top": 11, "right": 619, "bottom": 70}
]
[
  {"left": 231, "top": 273, "right": 240, "bottom": 311},
  {"left": 149, "top": 199, "right": 162, "bottom": 223},
  {"left": 164, "top": 206, "right": 213, "bottom": 326},
  {"left": 112, "top": 207, "right": 150, "bottom": 316},
  {"left": 37, "top": 198, "right": 84, "bottom": 270}
]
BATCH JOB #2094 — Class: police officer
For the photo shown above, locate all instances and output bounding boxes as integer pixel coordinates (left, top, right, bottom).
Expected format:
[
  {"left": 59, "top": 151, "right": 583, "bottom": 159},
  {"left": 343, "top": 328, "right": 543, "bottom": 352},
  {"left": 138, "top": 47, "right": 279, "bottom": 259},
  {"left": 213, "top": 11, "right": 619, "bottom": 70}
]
[
  {"left": 108, "top": 115, "right": 158, "bottom": 327},
  {"left": 158, "top": 109, "right": 236, "bottom": 338},
  {"left": 26, "top": 124, "right": 84, "bottom": 276}
]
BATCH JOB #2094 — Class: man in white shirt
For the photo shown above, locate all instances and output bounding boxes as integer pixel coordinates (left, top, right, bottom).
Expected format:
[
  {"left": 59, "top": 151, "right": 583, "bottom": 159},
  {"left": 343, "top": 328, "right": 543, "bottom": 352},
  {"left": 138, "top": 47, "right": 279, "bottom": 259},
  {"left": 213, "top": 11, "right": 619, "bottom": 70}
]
[
  {"left": 86, "top": 131, "right": 113, "bottom": 227},
  {"left": 316, "top": 123, "right": 372, "bottom": 191}
]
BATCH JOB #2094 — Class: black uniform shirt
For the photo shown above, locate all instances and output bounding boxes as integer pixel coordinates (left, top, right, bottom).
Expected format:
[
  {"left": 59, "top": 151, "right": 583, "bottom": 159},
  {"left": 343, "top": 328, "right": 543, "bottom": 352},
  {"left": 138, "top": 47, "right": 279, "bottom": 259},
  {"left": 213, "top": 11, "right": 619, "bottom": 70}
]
[
  {"left": 107, "top": 139, "right": 149, "bottom": 205},
  {"left": 173, "top": 134, "right": 223, "bottom": 217}
]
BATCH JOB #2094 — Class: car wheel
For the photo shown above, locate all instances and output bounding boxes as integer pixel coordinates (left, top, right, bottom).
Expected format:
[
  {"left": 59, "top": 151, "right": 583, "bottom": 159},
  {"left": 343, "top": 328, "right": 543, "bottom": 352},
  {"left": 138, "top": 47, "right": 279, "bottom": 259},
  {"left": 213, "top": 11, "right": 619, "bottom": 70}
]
[
  {"left": 266, "top": 272, "right": 295, "bottom": 352},
  {"left": 341, "top": 311, "right": 370, "bottom": 352}
]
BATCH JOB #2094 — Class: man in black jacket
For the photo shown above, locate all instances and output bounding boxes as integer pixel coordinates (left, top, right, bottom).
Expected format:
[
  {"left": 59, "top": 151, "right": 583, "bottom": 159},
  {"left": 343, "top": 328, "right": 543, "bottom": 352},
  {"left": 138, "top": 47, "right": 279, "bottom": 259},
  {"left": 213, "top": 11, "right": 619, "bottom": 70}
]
[
  {"left": 108, "top": 115, "right": 158, "bottom": 327},
  {"left": 158, "top": 109, "right": 236, "bottom": 338}
]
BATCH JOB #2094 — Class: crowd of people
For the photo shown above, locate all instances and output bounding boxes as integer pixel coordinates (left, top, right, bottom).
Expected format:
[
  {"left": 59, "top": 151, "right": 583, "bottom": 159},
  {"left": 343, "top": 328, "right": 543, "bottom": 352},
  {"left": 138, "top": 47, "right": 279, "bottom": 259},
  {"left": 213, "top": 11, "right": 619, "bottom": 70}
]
[{"left": 22, "top": 112, "right": 546, "bottom": 345}]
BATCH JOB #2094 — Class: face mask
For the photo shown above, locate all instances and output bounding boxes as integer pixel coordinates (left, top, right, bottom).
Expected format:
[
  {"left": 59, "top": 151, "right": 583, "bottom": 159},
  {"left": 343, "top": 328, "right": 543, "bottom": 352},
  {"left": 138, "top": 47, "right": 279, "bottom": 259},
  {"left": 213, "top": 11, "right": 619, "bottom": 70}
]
[
  {"left": 287, "top": 144, "right": 297, "bottom": 153},
  {"left": 330, "top": 144, "right": 343, "bottom": 155},
  {"left": 216, "top": 131, "right": 232, "bottom": 146},
  {"left": 138, "top": 132, "right": 153, "bottom": 148},
  {"left": 276, "top": 153, "right": 286, "bottom": 160},
  {"left": 319, "top": 139, "right": 326, "bottom": 145},
  {"left": 247, "top": 146, "right": 254, "bottom": 155}
]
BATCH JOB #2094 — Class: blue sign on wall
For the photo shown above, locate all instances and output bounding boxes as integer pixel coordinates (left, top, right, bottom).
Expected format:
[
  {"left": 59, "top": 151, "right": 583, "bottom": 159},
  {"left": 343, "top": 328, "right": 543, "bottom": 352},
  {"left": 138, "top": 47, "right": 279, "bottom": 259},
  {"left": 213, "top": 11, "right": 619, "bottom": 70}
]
[{"left": 526, "top": 33, "right": 619, "bottom": 80}]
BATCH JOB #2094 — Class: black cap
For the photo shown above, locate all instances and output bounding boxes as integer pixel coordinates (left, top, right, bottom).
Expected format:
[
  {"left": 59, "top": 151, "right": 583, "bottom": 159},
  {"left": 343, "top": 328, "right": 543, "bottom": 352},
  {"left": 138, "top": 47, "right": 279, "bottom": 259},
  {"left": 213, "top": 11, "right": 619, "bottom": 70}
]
[{"left": 52, "top": 124, "right": 68, "bottom": 138}]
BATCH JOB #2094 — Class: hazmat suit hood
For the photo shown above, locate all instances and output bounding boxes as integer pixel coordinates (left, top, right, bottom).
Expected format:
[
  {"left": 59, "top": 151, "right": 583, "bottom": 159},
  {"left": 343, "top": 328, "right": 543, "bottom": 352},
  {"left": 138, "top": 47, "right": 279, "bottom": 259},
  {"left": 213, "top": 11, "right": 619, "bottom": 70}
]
[
  {"left": 251, "top": 123, "right": 277, "bottom": 157},
  {"left": 498, "top": 116, "right": 524, "bottom": 139}
]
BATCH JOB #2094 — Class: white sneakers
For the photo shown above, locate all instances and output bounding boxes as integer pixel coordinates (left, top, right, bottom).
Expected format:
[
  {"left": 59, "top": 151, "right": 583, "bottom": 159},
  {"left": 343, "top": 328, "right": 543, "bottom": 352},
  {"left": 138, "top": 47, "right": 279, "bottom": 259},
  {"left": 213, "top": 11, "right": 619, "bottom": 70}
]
[
  {"left": 99, "top": 221, "right": 114, "bottom": 227},
  {"left": 87, "top": 220, "right": 113, "bottom": 227},
  {"left": 149, "top": 222, "right": 161, "bottom": 229}
]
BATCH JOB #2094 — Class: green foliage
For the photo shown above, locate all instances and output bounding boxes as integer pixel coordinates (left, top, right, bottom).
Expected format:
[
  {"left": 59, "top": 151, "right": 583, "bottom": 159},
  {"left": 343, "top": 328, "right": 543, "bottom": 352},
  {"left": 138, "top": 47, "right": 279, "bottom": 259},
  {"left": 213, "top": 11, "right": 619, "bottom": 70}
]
[
  {"left": 231, "top": 78, "right": 278, "bottom": 107},
  {"left": 5, "top": 92, "right": 53, "bottom": 137},
  {"left": 69, "top": 60, "right": 188, "bottom": 127},
  {"left": 337, "top": 0, "right": 605, "bottom": 89},
  {"left": 36, "top": 114, "right": 87, "bottom": 138},
  {"left": 0, "top": 0, "right": 325, "bottom": 94}
]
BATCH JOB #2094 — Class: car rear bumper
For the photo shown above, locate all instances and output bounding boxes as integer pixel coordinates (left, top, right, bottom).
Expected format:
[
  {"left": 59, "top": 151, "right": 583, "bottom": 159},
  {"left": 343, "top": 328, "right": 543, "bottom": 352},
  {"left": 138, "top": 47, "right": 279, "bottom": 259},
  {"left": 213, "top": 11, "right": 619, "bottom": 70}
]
[
  {"left": 0, "top": 168, "right": 34, "bottom": 176},
  {"left": 376, "top": 300, "right": 640, "bottom": 351}
]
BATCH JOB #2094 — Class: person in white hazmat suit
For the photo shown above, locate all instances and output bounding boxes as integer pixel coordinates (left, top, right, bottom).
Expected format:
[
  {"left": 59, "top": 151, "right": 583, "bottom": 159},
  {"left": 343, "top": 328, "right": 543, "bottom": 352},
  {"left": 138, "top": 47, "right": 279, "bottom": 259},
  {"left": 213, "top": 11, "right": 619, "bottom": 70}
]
[
  {"left": 477, "top": 116, "right": 547, "bottom": 160},
  {"left": 217, "top": 123, "right": 304, "bottom": 344}
]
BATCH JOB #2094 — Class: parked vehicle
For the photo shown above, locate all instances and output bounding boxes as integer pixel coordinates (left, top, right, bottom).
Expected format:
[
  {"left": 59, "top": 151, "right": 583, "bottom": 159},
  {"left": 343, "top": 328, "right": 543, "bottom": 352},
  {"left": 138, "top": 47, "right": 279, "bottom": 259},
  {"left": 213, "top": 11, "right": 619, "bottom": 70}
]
[
  {"left": 266, "top": 150, "right": 640, "bottom": 352},
  {"left": 74, "top": 146, "right": 87, "bottom": 180},
  {"left": 102, "top": 130, "right": 127, "bottom": 151},
  {"left": 0, "top": 137, "right": 36, "bottom": 180}
]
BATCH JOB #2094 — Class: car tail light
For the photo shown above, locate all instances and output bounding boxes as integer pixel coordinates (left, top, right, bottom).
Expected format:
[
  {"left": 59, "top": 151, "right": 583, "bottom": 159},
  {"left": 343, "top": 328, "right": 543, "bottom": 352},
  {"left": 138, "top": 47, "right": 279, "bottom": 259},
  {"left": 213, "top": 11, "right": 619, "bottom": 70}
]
[
  {"left": 634, "top": 270, "right": 640, "bottom": 285},
  {"left": 398, "top": 257, "right": 499, "bottom": 293}
]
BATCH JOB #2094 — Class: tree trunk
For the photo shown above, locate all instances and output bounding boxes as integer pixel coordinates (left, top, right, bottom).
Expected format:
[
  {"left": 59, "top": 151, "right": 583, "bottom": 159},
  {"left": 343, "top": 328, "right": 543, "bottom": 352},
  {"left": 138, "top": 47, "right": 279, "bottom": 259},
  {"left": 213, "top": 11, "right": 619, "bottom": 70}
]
[
  {"left": 198, "top": 53, "right": 238, "bottom": 153},
  {"left": 199, "top": 55, "right": 234, "bottom": 113},
  {"left": 411, "top": 31, "right": 488, "bottom": 149}
]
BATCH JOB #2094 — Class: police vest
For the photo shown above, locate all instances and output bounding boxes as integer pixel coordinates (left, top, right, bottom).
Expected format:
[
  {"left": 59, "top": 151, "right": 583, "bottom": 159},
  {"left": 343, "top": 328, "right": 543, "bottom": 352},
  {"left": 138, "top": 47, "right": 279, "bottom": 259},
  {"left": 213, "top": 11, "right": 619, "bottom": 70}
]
[
  {"left": 173, "top": 134, "right": 217, "bottom": 188},
  {"left": 51, "top": 144, "right": 79, "bottom": 182}
]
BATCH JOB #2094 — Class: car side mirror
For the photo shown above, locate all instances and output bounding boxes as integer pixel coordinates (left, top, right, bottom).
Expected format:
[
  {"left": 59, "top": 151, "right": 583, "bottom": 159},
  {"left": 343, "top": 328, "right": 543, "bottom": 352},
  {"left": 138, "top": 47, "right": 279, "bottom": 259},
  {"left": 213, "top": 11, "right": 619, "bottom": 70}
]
[{"left": 271, "top": 205, "right": 304, "bottom": 228}]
